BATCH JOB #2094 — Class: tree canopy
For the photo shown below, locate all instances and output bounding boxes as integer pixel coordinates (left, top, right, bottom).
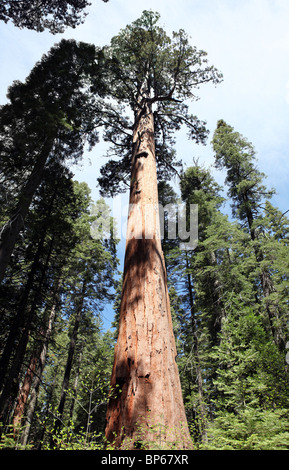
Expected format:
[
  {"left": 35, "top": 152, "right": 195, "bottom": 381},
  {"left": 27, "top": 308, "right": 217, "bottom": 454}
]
[
  {"left": 97, "top": 10, "right": 223, "bottom": 196},
  {"left": 0, "top": 38, "right": 105, "bottom": 283},
  {"left": 0, "top": 0, "right": 109, "bottom": 33}
]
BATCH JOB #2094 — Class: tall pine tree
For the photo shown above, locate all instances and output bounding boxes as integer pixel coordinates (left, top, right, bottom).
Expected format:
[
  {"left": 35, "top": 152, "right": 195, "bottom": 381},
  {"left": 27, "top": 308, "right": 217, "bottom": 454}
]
[
  {"left": 99, "top": 11, "right": 222, "bottom": 449},
  {"left": 0, "top": 38, "right": 105, "bottom": 283}
]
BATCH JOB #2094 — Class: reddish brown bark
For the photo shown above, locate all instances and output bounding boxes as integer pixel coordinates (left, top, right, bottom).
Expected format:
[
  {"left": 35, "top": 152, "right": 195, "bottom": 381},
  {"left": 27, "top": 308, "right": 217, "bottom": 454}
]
[
  {"left": 105, "top": 102, "right": 192, "bottom": 449},
  {"left": 12, "top": 354, "right": 38, "bottom": 436}
]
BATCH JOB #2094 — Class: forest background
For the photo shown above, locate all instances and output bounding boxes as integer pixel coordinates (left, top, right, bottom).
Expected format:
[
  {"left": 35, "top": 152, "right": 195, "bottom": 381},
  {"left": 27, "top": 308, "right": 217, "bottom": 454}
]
[{"left": 1, "top": 0, "right": 289, "bottom": 451}]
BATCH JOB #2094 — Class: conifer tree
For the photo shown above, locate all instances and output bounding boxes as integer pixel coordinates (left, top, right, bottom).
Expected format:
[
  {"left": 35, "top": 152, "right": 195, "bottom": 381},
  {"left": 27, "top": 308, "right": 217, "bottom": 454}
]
[
  {"left": 161, "top": 163, "right": 263, "bottom": 445},
  {"left": 0, "top": 165, "right": 90, "bottom": 424},
  {"left": 212, "top": 120, "right": 287, "bottom": 350},
  {"left": 53, "top": 192, "right": 118, "bottom": 438},
  {"left": 0, "top": 38, "right": 104, "bottom": 283},
  {"left": 99, "top": 11, "right": 222, "bottom": 449},
  {"left": 212, "top": 120, "right": 274, "bottom": 239},
  {"left": 0, "top": 0, "right": 109, "bottom": 33}
]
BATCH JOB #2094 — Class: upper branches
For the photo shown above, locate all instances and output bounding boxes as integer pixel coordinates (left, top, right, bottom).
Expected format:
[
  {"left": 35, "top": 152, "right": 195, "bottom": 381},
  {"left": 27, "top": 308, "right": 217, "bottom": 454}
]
[
  {"left": 97, "top": 11, "right": 222, "bottom": 196},
  {"left": 0, "top": 0, "right": 109, "bottom": 33}
]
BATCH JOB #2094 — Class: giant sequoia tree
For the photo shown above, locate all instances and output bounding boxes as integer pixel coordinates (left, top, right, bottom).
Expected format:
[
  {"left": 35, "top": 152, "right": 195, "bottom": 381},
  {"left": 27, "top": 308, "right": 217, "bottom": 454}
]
[{"left": 99, "top": 11, "right": 222, "bottom": 449}]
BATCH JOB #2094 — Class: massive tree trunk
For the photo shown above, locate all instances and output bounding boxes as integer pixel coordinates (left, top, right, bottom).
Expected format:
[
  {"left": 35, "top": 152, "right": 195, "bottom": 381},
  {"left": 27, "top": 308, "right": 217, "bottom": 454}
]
[{"left": 105, "top": 101, "right": 192, "bottom": 450}]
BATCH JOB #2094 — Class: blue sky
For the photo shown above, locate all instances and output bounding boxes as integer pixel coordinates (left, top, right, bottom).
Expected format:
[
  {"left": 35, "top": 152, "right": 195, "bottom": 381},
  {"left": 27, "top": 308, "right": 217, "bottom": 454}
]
[{"left": 1, "top": 0, "right": 289, "bottom": 329}]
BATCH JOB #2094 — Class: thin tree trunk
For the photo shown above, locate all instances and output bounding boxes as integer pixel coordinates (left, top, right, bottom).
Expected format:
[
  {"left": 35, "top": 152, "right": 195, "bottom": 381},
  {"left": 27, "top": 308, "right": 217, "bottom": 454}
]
[
  {"left": 0, "top": 138, "right": 53, "bottom": 284},
  {"left": 0, "top": 234, "right": 55, "bottom": 421},
  {"left": 37, "top": 366, "right": 59, "bottom": 450},
  {"left": 54, "top": 279, "right": 87, "bottom": 435},
  {"left": 12, "top": 353, "right": 38, "bottom": 437},
  {"left": 261, "top": 270, "right": 285, "bottom": 350},
  {"left": 0, "top": 188, "right": 56, "bottom": 389},
  {"left": 20, "top": 294, "right": 58, "bottom": 447},
  {"left": 0, "top": 227, "right": 47, "bottom": 389},
  {"left": 105, "top": 100, "right": 192, "bottom": 450},
  {"left": 186, "top": 261, "right": 207, "bottom": 443},
  {"left": 245, "top": 205, "right": 285, "bottom": 350},
  {"left": 69, "top": 343, "right": 83, "bottom": 421}
]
